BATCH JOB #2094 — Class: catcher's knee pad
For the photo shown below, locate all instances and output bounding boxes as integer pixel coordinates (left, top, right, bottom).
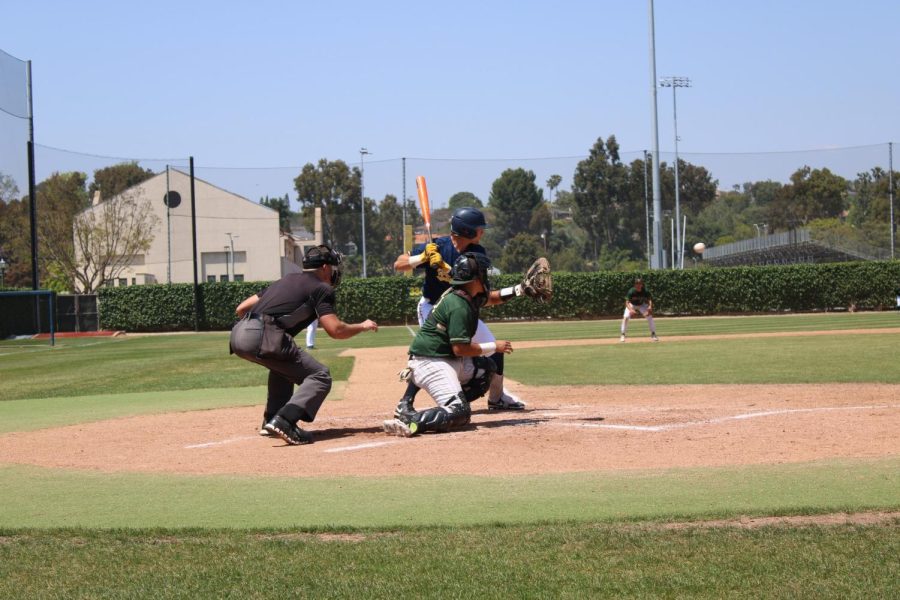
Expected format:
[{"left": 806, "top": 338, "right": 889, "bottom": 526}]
[
  {"left": 490, "top": 352, "right": 504, "bottom": 376},
  {"left": 411, "top": 393, "right": 471, "bottom": 433},
  {"left": 461, "top": 356, "right": 497, "bottom": 402}
]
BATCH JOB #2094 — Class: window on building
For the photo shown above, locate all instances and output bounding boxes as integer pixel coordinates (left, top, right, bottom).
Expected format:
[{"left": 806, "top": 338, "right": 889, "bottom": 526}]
[
  {"left": 131, "top": 277, "right": 136, "bottom": 285},
  {"left": 220, "top": 275, "right": 229, "bottom": 282},
  {"left": 118, "top": 278, "right": 127, "bottom": 287},
  {"left": 234, "top": 274, "right": 244, "bottom": 282},
  {"left": 207, "top": 275, "right": 216, "bottom": 283}
]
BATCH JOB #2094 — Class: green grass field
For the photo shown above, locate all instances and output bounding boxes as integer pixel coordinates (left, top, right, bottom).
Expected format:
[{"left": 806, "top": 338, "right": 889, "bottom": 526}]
[{"left": 1, "top": 312, "right": 898, "bottom": 597}]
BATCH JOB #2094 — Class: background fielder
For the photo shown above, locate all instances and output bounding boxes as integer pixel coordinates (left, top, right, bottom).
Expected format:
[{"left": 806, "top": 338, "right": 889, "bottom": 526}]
[{"left": 620, "top": 277, "right": 659, "bottom": 342}]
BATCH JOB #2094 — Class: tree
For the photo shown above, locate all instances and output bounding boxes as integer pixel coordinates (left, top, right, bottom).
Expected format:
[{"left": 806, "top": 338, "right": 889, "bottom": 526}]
[
  {"left": 88, "top": 162, "right": 155, "bottom": 200},
  {"left": 487, "top": 168, "right": 544, "bottom": 243},
  {"left": 447, "top": 191, "right": 482, "bottom": 211},
  {"left": 0, "top": 173, "right": 18, "bottom": 203},
  {"left": 768, "top": 166, "right": 847, "bottom": 229},
  {"left": 293, "top": 159, "right": 361, "bottom": 254},
  {"left": 71, "top": 187, "right": 160, "bottom": 292},
  {"left": 571, "top": 135, "right": 630, "bottom": 261},
  {"left": 546, "top": 174, "right": 562, "bottom": 202},
  {"left": 260, "top": 194, "right": 292, "bottom": 231},
  {"left": 498, "top": 233, "right": 543, "bottom": 274}
]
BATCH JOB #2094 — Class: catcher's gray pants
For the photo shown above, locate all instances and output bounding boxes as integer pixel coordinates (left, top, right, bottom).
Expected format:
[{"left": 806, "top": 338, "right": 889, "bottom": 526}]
[
  {"left": 230, "top": 316, "right": 332, "bottom": 423},
  {"left": 408, "top": 355, "right": 475, "bottom": 407}
]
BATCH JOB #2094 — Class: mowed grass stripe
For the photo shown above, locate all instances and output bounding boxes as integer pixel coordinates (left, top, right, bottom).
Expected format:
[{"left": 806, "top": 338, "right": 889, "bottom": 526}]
[
  {"left": 1, "top": 522, "right": 897, "bottom": 599},
  {"left": 509, "top": 332, "right": 900, "bottom": 385},
  {"left": 0, "top": 384, "right": 346, "bottom": 434},
  {"left": 0, "top": 458, "right": 896, "bottom": 529}
]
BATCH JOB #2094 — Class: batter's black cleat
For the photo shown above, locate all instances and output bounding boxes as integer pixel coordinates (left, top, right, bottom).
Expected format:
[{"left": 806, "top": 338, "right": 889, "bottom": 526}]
[
  {"left": 487, "top": 392, "right": 526, "bottom": 411},
  {"left": 394, "top": 397, "right": 416, "bottom": 420},
  {"left": 264, "top": 415, "right": 312, "bottom": 445}
]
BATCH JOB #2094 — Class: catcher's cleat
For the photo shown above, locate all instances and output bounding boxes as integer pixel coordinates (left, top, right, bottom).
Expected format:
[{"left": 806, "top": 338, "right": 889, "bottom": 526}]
[
  {"left": 651, "top": 333, "right": 659, "bottom": 342},
  {"left": 488, "top": 392, "right": 526, "bottom": 411},
  {"left": 259, "top": 418, "right": 275, "bottom": 437},
  {"left": 382, "top": 418, "right": 417, "bottom": 437},
  {"left": 264, "top": 415, "right": 312, "bottom": 445},
  {"left": 394, "top": 397, "right": 416, "bottom": 420},
  {"left": 619, "top": 334, "right": 626, "bottom": 343}
]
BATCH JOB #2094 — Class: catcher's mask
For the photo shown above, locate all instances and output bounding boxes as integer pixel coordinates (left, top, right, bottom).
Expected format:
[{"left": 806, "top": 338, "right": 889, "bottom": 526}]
[
  {"left": 450, "top": 252, "right": 492, "bottom": 306},
  {"left": 302, "top": 244, "right": 344, "bottom": 287},
  {"left": 450, "top": 207, "right": 489, "bottom": 239}
]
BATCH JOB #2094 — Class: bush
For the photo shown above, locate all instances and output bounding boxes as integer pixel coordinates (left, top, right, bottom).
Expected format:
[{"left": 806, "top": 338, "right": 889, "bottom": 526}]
[{"left": 98, "top": 261, "right": 900, "bottom": 331}]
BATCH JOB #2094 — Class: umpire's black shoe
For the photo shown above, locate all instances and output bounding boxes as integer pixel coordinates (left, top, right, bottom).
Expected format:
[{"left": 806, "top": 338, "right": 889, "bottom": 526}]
[
  {"left": 394, "top": 397, "right": 416, "bottom": 420},
  {"left": 264, "top": 415, "right": 312, "bottom": 445}
]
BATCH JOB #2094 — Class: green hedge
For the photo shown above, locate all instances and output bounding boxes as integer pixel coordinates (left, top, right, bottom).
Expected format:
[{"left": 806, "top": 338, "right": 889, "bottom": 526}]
[{"left": 98, "top": 261, "right": 900, "bottom": 332}]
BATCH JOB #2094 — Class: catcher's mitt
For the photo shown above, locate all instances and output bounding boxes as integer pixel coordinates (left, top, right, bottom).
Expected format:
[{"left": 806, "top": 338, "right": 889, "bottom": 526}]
[{"left": 521, "top": 257, "right": 552, "bottom": 303}]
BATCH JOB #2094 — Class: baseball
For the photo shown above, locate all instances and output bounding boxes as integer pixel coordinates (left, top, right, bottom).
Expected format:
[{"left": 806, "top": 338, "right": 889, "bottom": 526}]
[{"left": 693, "top": 242, "right": 706, "bottom": 254}]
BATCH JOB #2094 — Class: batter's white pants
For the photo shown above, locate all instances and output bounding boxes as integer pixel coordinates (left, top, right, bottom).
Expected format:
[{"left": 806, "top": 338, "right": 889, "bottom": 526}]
[
  {"left": 305, "top": 319, "right": 318, "bottom": 348},
  {"left": 407, "top": 355, "right": 475, "bottom": 407},
  {"left": 417, "top": 296, "right": 494, "bottom": 343},
  {"left": 621, "top": 304, "right": 656, "bottom": 335}
]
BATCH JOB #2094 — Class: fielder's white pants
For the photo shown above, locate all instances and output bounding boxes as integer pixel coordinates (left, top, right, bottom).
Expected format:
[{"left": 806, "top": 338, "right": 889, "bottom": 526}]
[
  {"left": 306, "top": 319, "right": 318, "bottom": 348},
  {"left": 621, "top": 304, "right": 656, "bottom": 335},
  {"left": 417, "top": 296, "right": 495, "bottom": 343},
  {"left": 408, "top": 355, "right": 475, "bottom": 407}
]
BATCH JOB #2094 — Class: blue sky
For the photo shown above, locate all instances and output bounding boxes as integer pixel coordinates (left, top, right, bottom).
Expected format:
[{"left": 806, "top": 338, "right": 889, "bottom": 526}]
[{"left": 2, "top": 1, "right": 899, "bottom": 206}]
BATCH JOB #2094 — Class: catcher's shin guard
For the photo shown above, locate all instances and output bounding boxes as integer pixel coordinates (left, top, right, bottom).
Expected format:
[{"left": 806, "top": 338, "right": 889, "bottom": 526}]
[
  {"left": 409, "top": 393, "right": 471, "bottom": 433},
  {"left": 461, "top": 356, "right": 497, "bottom": 402}
]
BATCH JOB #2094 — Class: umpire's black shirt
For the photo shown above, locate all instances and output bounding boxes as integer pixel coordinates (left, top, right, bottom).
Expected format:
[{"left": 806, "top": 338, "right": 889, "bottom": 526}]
[{"left": 254, "top": 272, "right": 336, "bottom": 336}]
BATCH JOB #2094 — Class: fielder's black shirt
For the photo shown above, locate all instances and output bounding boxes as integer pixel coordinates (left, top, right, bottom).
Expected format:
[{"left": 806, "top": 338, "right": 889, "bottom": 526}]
[{"left": 255, "top": 272, "right": 336, "bottom": 336}]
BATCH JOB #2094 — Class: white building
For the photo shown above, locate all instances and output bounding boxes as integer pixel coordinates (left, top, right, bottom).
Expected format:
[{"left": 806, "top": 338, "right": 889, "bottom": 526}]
[{"left": 77, "top": 169, "right": 320, "bottom": 289}]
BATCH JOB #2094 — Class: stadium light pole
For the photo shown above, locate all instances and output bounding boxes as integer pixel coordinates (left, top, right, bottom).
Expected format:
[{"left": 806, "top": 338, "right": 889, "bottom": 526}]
[
  {"left": 359, "top": 147, "right": 370, "bottom": 278},
  {"left": 648, "top": 0, "right": 664, "bottom": 269},
  {"left": 660, "top": 76, "right": 691, "bottom": 269}
]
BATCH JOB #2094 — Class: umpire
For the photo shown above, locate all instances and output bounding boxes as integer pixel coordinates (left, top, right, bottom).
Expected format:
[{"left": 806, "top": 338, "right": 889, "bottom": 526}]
[{"left": 230, "top": 244, "right": 378, "bottom": 445}]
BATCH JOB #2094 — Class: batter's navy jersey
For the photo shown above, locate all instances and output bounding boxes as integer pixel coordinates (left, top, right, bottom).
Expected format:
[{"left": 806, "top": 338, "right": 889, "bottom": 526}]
[{"left": 412, "top": 236, "right": 486, "bottom": 302}]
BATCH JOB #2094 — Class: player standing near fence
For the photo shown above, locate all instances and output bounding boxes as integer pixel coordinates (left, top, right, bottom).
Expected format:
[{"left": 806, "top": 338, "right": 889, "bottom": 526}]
[{"left": 620, "top": 278, "right": 659, "bottom": 342}]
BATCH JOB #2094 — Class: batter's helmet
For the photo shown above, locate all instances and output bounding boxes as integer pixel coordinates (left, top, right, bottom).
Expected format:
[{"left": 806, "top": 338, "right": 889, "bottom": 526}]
[
  {"left": 449, "top": 252, "right": 492, "bottom": 292},
  {"left": 302, "top": 244, "right": 344, "bottom": 286},
  {"left": 450, "top": 207, "right": 489, "bottom": 239}
]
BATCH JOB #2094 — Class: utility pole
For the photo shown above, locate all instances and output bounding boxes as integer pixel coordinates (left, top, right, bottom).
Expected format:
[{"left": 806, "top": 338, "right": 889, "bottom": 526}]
[
  {"left": 648, "top": 0, "right": 664, "bottom": 269},
  {"left": 359, "top": 147, "right": 370, "bottom": 278},
  {"left": 660, "top": 76, "right": 692, "bottom": 269}
]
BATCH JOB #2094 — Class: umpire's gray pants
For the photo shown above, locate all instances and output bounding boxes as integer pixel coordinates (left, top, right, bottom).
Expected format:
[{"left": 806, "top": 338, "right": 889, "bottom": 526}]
[{"left": 230, "top": 316, "right": 332, "bottom": 423}]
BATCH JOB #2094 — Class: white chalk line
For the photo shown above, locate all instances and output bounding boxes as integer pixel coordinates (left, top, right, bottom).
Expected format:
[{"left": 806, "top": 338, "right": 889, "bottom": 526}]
[
  {"left": 555, "top": 404, "right": 899, "bottom": 432},
  {"left": 406, "top": 325, "right": 417, "bottom": 337},
  {"left": 324, "top": 441, "right": 398, "bottom": 453},
  {"left": 185, "top": 435, "right": 259, "bottom": 449}
]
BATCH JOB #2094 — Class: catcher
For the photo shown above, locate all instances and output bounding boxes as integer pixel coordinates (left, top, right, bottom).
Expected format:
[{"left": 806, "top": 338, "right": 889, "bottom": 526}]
[
  {"left": 383, "top": 252, "right": 515, "bottom": 437},
  {"left": 620, "top": 277, "right": 659, "bottom": 342},
  {"left": 392, "top": 206, "right": 551, "bottom": 418}
]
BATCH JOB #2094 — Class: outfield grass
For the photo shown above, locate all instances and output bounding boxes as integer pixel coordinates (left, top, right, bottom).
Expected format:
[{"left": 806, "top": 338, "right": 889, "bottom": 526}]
[
  {"left": 1, "top": 522, "right": 897, "bottom": 599},
  {"left": 509, "top": 332, "right": 900, "bottom": 385}
]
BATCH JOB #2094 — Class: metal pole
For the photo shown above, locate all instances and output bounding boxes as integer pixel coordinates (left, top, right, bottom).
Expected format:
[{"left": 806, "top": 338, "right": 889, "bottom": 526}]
[
  {"left": 670, "top": 217, "right": 675, "bottom": 269},
  {"left": 189, "top": 157, "right": 200, "bottom": 331},
  {"left": 402, "top": 157, "right": 407, "bottom": 230},
  {"left": 890, "top": 142, "right": 895, "bottom": 259},
  {"left": 681, "top": 214, "right": 687, "bottom": 269},
  {"left": 672, "top": 84, "right": 682, "bottom": 269},
  {"left": 643, "top": 150, "right": 651, "bottom": 269},
  {"left": 360, "top": 148, "right": 369, "bottom": 278},
  {"left": 26, "top": 61, "right": 39, "bottom": 290},
  {"left": 648, "top": 0, "right": 664, "bottom": 269}
]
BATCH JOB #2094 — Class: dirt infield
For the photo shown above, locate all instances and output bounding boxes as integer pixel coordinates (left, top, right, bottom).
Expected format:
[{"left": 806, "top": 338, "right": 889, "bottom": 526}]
[{"left": 0, "top": 331, "right": 898, "bottom": 478}]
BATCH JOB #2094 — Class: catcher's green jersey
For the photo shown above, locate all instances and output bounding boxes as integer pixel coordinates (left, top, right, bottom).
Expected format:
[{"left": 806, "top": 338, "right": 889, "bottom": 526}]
[
  {"left": 626, "top": 286, "right": 652, "bottom": 305},
  {"left": 409, "top": 290, "right": 478, "bottom": 358}
]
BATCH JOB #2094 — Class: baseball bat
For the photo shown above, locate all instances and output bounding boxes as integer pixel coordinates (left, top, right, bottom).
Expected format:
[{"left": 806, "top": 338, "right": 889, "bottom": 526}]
[{"left": 416, "top": 175, "right": 432, "bottom": 243}]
